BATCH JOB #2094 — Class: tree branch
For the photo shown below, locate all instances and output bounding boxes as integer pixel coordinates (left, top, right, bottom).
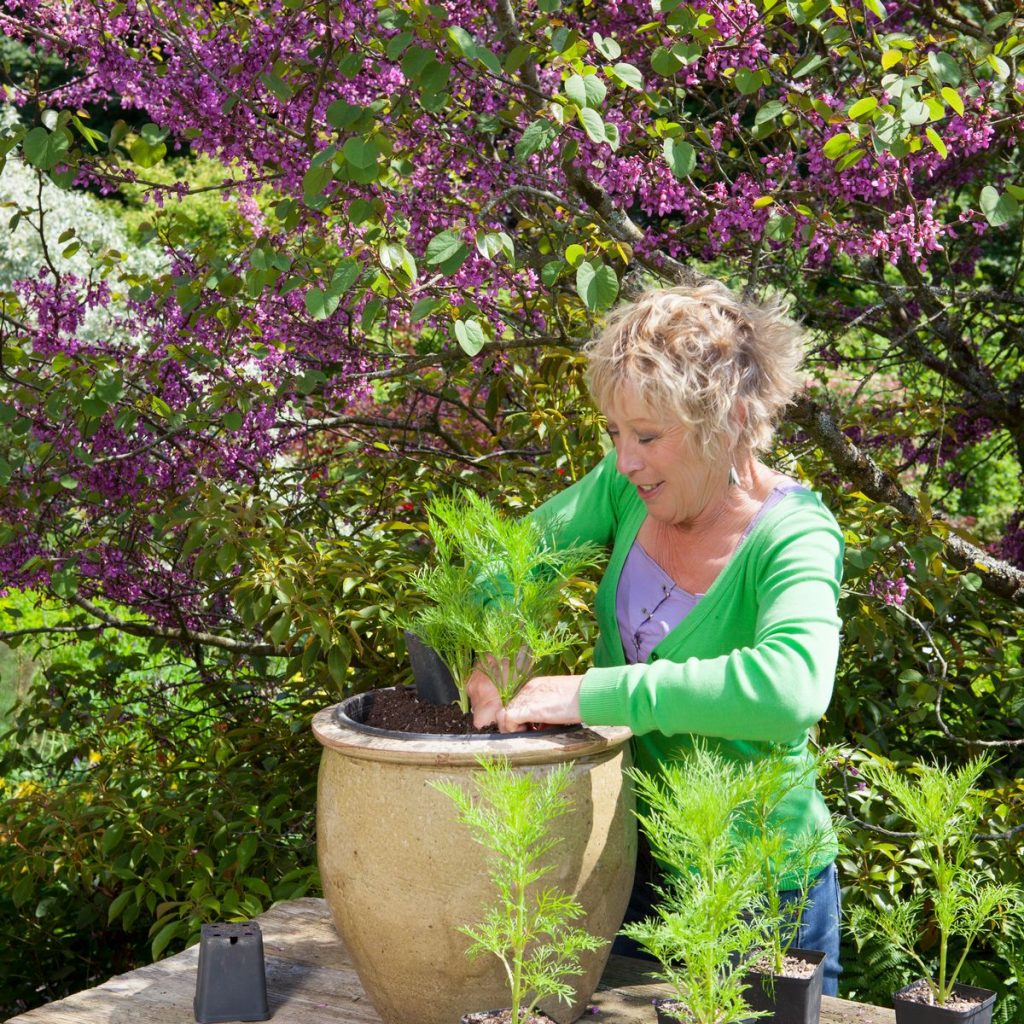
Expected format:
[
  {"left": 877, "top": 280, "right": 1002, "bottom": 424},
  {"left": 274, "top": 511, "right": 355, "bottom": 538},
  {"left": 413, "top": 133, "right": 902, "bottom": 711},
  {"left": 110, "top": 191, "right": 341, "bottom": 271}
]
[
  {"left": 789, "top": 394, "right": 1024, "bottom": 605},
  {"left": 70, "top": 594, "right": 285, "bottom": 656}
]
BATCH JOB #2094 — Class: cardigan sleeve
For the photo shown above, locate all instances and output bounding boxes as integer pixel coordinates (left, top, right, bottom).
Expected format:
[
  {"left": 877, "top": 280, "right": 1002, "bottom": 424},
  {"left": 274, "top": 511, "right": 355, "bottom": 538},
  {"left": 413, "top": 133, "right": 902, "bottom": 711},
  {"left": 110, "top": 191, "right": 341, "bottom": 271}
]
[
  {"left": 577, "top": 501, "right": 843, "bottom": 744},
  {"left": 529, "top": 449, "right": 631, "bottom": 550}
]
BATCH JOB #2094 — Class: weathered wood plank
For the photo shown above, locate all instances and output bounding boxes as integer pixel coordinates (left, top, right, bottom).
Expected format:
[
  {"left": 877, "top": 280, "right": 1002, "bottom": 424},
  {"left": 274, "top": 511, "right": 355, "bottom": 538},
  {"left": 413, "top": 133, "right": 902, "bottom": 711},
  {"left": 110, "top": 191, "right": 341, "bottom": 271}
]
[{"left": 4, "top": 898, "right": 895, "bottom": 1024}]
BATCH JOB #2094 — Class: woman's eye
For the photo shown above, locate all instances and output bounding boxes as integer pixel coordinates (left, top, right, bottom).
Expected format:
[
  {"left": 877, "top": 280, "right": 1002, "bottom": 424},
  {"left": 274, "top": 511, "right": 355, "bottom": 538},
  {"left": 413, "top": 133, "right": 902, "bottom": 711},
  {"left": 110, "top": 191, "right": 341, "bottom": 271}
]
[{"left": 638, "top": 435, "right": 657, "bottom": 445}]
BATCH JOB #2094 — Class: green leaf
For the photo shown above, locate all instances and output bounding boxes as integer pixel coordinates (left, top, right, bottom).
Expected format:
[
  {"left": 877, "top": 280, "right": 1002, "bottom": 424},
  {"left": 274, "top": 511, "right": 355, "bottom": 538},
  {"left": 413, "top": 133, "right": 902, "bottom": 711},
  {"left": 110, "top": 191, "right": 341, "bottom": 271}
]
[
  {"left": 611, "top": 63, "right": 644, "bottom": 91},
  {"left": 650, "top": 46, "right": 683, "bottom": 77},
  {"left": 326, "top": 99, "right": 366, "bottom": 129},
  {"left": 863, "top": 0, "right": 886, "bottom": 18},
  {"left": 541, "top": 260, "right": 563, "bottom": 286},
  {"left": 425, "top": 230, "right": 470, "bottom": 274},
  {"left": 764, "top": 214, "right": 796, "bottom": 240},
  {"left": 222, "top": 411, "right": 244, "bottom": 432},
  {"left": 734, "top": 67, "right": 764, "bottom": 95},
  {"left": 979, "top": 186, "right": 1018, "bottom": 227},
  {"left": 986, "top": 54, "right": 1010, "bottom": 80},
  {"left": 151, "top": 919, "right": 183, "bottom": 959},
  {"left": 577, "top": 107, "right": 608, "bottom": 144},
  {"left": 564, "top": 243, "right": 587, "bottom": 266},
  {"left": 302, "top": 163, "right": 330, "bottom": 201},
  {"left": 327, "top": 259, "right": 361, "bottom": 297},
  {"left": 515, "top": 119, "right": 558, "bottom": 161},
  {"left": 565, "top": 74, "right": 588, "bottom": 107},
  {"left": 754, "top": 100, "right": 786, "bottom": 125},
  {"left": 108, "top": 890, "right": 133, "bottom": 925},
  {"left": 102, "top": 823, "right": 126, "bottom": 856},
  {"left": 476, "top": 231, "right": 514, "bottom": 262},
  {"left": 453, "top": 318, "right": 487, "bottom": 356},
  {"left": 793, "top": 53, "right": 827, "bottom": 77},
  {"left": 410, "top": 297, "right": 442, "bottom": 321},
  {"left": 822, "top": 132, "right": 854, "bottom": 159},
  {"left": 379, "top": 242, "right": 417, "bottom": 282},
  {"left": 305, "top": 287, "right": 340, "bottom": 320},
  {"left": 941, "top": 87, "right": 964, "bottom": 116},
  {"left": 663, "top": 138, "right": 696, "bottom": 178},
  {"left": 928, "top": 51, "right": 961, "bottom": 86},
  {"left": 834, "top": 147, "right": 867, "bottom": 172},
  {"left": 581, "top": 73, "right": 607, "bottom": 107},
  {"left": 575, "top": 260, "right": 619, "bottom": 312},
  {"left": 593, "top": 34, "right": 621, "bottom": 60},
  {"left": 848, "top": 97, "right": 878, "bottom": 119},
  {"left": 23, "top": 126, "right": 70, "bottom": 171},
  {"left": 925, "top": 127, "right": 948, "bottom": 159}
]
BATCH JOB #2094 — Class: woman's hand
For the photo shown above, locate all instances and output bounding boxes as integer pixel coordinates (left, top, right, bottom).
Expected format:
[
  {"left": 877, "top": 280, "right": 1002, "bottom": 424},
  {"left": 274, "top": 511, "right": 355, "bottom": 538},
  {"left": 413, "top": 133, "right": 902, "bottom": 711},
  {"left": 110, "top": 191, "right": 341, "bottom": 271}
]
[
  {"left": 466, "top": 661, "right": 505, "bottom": 729},
  {"left": 497, "top": 675, "right": 584, "bottom": 733}
]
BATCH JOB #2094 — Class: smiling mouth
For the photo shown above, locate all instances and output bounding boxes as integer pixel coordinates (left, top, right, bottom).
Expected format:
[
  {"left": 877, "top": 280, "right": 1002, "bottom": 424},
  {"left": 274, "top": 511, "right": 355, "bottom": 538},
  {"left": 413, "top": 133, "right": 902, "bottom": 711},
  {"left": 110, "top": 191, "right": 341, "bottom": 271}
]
[{"left": 637, "top": 482, "right": 662, "bottom": 496}]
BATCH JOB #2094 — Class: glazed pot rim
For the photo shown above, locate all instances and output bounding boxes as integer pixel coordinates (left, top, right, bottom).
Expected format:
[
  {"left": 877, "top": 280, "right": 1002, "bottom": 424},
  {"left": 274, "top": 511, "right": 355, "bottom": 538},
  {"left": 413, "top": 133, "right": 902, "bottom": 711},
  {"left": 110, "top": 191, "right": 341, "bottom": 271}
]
[{"left": 312, "top": 688, "right": 632, "bottom": 765}]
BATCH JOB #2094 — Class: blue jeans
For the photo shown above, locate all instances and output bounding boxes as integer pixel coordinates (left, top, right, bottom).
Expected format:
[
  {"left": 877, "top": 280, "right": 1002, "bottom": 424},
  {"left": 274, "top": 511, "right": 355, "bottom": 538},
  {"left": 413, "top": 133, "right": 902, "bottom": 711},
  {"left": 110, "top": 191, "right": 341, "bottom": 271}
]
[
  {"left": 778, "top": 861, "right": 842, "bottom": 996},
  {"left": 612, "top": 848, "right": 842, "bottom": 997}
]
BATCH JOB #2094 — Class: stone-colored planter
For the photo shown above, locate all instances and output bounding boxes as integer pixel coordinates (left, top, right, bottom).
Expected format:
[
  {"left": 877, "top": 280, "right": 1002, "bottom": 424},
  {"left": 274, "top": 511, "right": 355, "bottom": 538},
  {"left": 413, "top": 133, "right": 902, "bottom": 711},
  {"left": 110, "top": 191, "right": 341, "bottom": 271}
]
[{"left": 313, "top": 691, "right": 636, "bottom": 1024}]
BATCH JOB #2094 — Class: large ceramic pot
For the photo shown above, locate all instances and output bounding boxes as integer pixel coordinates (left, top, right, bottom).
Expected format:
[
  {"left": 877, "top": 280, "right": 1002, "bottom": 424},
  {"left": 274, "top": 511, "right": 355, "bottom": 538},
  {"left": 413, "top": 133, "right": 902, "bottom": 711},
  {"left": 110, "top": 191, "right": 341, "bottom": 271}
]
[{"left": 313, "top": 689, "right": 636, "bottom": 1024}]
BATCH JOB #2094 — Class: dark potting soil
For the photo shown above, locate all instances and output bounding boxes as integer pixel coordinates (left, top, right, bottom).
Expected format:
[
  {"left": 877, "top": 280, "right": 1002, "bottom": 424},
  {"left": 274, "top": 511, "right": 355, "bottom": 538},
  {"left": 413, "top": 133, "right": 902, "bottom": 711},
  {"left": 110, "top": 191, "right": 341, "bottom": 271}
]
[
  {"left": 898, "top": 980, "right": 987, "bottom": 1013},
  {"left": 362, "top": 686, "right": 498, "bottom": 735}
]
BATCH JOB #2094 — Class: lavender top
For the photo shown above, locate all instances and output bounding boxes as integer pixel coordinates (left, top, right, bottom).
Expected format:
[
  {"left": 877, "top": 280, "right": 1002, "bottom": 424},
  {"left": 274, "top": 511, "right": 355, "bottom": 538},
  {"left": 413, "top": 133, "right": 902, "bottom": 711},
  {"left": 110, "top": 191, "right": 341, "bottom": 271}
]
[{"left": 617, "top": 482, "right": 807, "bottom": 664}]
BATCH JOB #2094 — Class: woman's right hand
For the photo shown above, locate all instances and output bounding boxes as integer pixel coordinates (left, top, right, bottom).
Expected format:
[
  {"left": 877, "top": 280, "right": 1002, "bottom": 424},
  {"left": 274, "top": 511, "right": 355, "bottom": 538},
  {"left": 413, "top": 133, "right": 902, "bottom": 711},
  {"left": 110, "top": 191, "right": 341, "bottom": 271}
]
[{"left": 466, "top": 660, "right": 505, "bottom": 729}]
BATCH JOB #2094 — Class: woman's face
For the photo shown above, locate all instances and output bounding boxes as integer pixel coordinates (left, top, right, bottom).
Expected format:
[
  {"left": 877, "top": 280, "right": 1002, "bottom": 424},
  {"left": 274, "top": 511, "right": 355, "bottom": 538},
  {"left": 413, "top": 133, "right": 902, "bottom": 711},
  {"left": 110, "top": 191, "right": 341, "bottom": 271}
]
[{"left": 602, "top": 384, "right": 726, "bottom": 527}]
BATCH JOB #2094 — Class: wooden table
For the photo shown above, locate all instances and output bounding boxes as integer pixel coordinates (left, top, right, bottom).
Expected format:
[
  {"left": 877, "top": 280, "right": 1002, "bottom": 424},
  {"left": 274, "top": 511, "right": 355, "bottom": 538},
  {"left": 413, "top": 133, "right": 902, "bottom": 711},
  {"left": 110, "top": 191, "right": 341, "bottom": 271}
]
[{"left": 4, "top": 898, "right": 896, "bottom": 1024}]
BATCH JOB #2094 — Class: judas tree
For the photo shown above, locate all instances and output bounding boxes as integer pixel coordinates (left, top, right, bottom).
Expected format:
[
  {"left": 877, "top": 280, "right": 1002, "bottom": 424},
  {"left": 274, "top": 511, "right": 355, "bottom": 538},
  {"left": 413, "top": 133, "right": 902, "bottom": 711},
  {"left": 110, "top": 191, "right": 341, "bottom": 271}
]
[{"left": 0, "top": 0, "right": 1022, "bottom": 748}]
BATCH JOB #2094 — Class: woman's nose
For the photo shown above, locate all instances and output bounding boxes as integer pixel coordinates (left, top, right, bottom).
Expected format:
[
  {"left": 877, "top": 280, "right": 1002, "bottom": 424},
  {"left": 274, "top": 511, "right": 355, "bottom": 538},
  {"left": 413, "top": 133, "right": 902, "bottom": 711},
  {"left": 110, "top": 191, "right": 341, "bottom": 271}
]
[{"left": 615, "top": 441, "right": 643, "bottom": 476}]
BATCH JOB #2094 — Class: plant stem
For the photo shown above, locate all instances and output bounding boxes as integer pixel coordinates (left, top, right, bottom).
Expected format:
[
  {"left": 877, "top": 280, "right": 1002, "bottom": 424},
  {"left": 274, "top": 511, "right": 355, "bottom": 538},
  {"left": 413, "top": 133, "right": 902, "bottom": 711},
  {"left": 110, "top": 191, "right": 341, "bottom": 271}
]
[{"left": 936, "top": 839, "right": 948, "bottom": 1003}]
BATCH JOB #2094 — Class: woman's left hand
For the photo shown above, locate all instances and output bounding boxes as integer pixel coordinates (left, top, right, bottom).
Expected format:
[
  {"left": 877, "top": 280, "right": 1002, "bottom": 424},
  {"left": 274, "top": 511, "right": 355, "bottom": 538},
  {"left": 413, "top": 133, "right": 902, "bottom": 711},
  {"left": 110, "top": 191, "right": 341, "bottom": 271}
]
[{"left": 497, "top": 675, "right": 584, "bottom": 733}]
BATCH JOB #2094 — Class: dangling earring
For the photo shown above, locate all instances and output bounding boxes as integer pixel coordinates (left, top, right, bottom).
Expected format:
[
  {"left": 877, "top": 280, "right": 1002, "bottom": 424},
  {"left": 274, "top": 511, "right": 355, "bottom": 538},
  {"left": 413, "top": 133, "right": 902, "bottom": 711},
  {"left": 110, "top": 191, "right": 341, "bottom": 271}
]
[{"left": 728, "top": 464, "right": 740, "bottom": 487}]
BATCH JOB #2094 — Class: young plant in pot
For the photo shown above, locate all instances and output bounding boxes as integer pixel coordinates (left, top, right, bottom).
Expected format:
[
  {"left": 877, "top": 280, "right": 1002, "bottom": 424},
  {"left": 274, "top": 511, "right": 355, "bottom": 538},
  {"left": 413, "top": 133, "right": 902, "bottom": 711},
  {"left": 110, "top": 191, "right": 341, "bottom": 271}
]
[
  {"left": 433, "top": 755, "right": 607, "bottom": 1024},
  {"left": 619, "top": 744, "right": 782, "bottom": 1024},
  {"left": 401, "top": 490, "right": 604, "bottom": 724},
  {"left": 741, "top": 756, "right": 839, "bottom": 1024},
  {"left": 849, "top": 753, "right": 1024, "bottom": 1024},
  {"left": 312, "top": 489, "right": 635, "bottom": 1024}
]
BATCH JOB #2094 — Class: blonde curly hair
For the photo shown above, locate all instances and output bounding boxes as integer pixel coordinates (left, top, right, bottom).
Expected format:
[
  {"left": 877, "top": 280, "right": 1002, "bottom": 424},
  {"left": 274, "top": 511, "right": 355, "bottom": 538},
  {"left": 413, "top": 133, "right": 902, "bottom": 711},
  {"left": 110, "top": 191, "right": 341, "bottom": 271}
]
[{"left": 584, "top": 280, "right": 805, "bottom": 461}]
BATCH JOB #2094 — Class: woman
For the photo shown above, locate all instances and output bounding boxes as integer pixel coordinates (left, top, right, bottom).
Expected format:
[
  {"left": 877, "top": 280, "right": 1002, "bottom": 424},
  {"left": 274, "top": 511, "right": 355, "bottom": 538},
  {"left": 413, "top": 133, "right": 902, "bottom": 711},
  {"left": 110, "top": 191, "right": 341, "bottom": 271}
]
[{"left": 469, "top": 280, "right": 844, "bottom": 993}]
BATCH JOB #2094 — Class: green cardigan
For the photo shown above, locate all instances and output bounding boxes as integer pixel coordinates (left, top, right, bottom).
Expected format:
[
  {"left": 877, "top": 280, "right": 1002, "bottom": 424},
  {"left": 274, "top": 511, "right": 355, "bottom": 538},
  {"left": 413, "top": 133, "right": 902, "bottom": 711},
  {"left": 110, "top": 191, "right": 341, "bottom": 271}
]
[{"left": 535, "top": 450, "right": 844, "bottom": 887}]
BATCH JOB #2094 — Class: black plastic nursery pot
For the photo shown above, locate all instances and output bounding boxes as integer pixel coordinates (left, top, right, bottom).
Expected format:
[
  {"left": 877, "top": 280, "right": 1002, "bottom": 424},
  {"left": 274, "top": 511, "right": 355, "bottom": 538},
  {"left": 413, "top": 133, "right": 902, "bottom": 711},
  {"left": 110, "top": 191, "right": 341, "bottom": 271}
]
[
  {"left": 742, "top": 948, "right": 826, "bottom": 1024},
  {"left": 193, "top": 921, "right": 270, "bottom": 1024},
  {"left": 893, "top": 981, "right": 997, "bottom": 1024}
]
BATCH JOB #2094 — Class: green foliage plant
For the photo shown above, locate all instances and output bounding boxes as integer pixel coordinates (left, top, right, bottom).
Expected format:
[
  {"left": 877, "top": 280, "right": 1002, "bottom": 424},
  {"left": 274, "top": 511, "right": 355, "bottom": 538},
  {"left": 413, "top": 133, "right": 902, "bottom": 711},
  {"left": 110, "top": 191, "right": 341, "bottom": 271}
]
[
  {"left": 621, "top": 745, "right": 782, "bottom": 1024},
  {"left": 432, "top": 756, "right": 606, "bottom": 1024},
  {"left": 849, "top": 754, "right": 1024, "bottom": 1006},
  {"left": 404, "top": 490, "right": 603, "bottom": 712},
  {"left": 744, "top": 754, "right": 841, "bottom": 976}
]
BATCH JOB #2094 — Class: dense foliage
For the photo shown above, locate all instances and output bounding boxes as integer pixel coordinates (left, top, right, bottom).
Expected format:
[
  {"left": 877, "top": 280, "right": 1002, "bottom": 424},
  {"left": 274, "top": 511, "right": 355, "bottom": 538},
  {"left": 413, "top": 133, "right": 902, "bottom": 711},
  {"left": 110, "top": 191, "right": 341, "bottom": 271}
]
[{"left": 1, "top": 0, "right": 1023, "bottom": 1016}]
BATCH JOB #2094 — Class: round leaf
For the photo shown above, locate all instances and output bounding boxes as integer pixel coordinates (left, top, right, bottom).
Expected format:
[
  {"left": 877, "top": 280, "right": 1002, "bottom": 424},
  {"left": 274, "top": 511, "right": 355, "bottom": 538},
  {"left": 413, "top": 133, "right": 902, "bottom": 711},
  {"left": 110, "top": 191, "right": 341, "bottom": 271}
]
[
  {"left": 575, "top": 261, "right": 619, "bottom": 312},
  {"left": 663, "top": 138, "right": 696, "bottom": 178}
]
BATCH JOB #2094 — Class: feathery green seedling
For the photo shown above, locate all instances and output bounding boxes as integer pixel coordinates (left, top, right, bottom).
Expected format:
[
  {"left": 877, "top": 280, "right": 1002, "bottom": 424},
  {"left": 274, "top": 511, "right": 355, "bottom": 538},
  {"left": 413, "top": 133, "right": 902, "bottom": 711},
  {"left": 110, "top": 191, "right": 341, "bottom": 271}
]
[
  {"left": 849, "top": 754, "right": 1023, "bottom": 1006},
  {"left": 404, "top": 490, "right": 603, "bottom": 711},
  {"left": 622, "top": 745, "right": 782, "bottom": 1024},
  {"left": 433, "top": 757, "right": 606, "bottom": 1024}
]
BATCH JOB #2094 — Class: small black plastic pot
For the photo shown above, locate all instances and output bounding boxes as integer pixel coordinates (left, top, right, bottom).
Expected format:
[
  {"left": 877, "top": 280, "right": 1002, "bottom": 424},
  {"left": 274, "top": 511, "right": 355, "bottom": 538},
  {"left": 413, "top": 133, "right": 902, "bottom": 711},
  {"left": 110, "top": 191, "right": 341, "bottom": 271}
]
[
  {"left": 742, "top": 947, "right": 826, "bottom": 1024},
  {"left": 404, "top": 630, "right": 458, "bottom": 705},
  {"left": 193, "top": 921, "right": 270, "bottom": 1023},
  {"left": 893, "top": 980, "right": 997, "bottom": 1024}
]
